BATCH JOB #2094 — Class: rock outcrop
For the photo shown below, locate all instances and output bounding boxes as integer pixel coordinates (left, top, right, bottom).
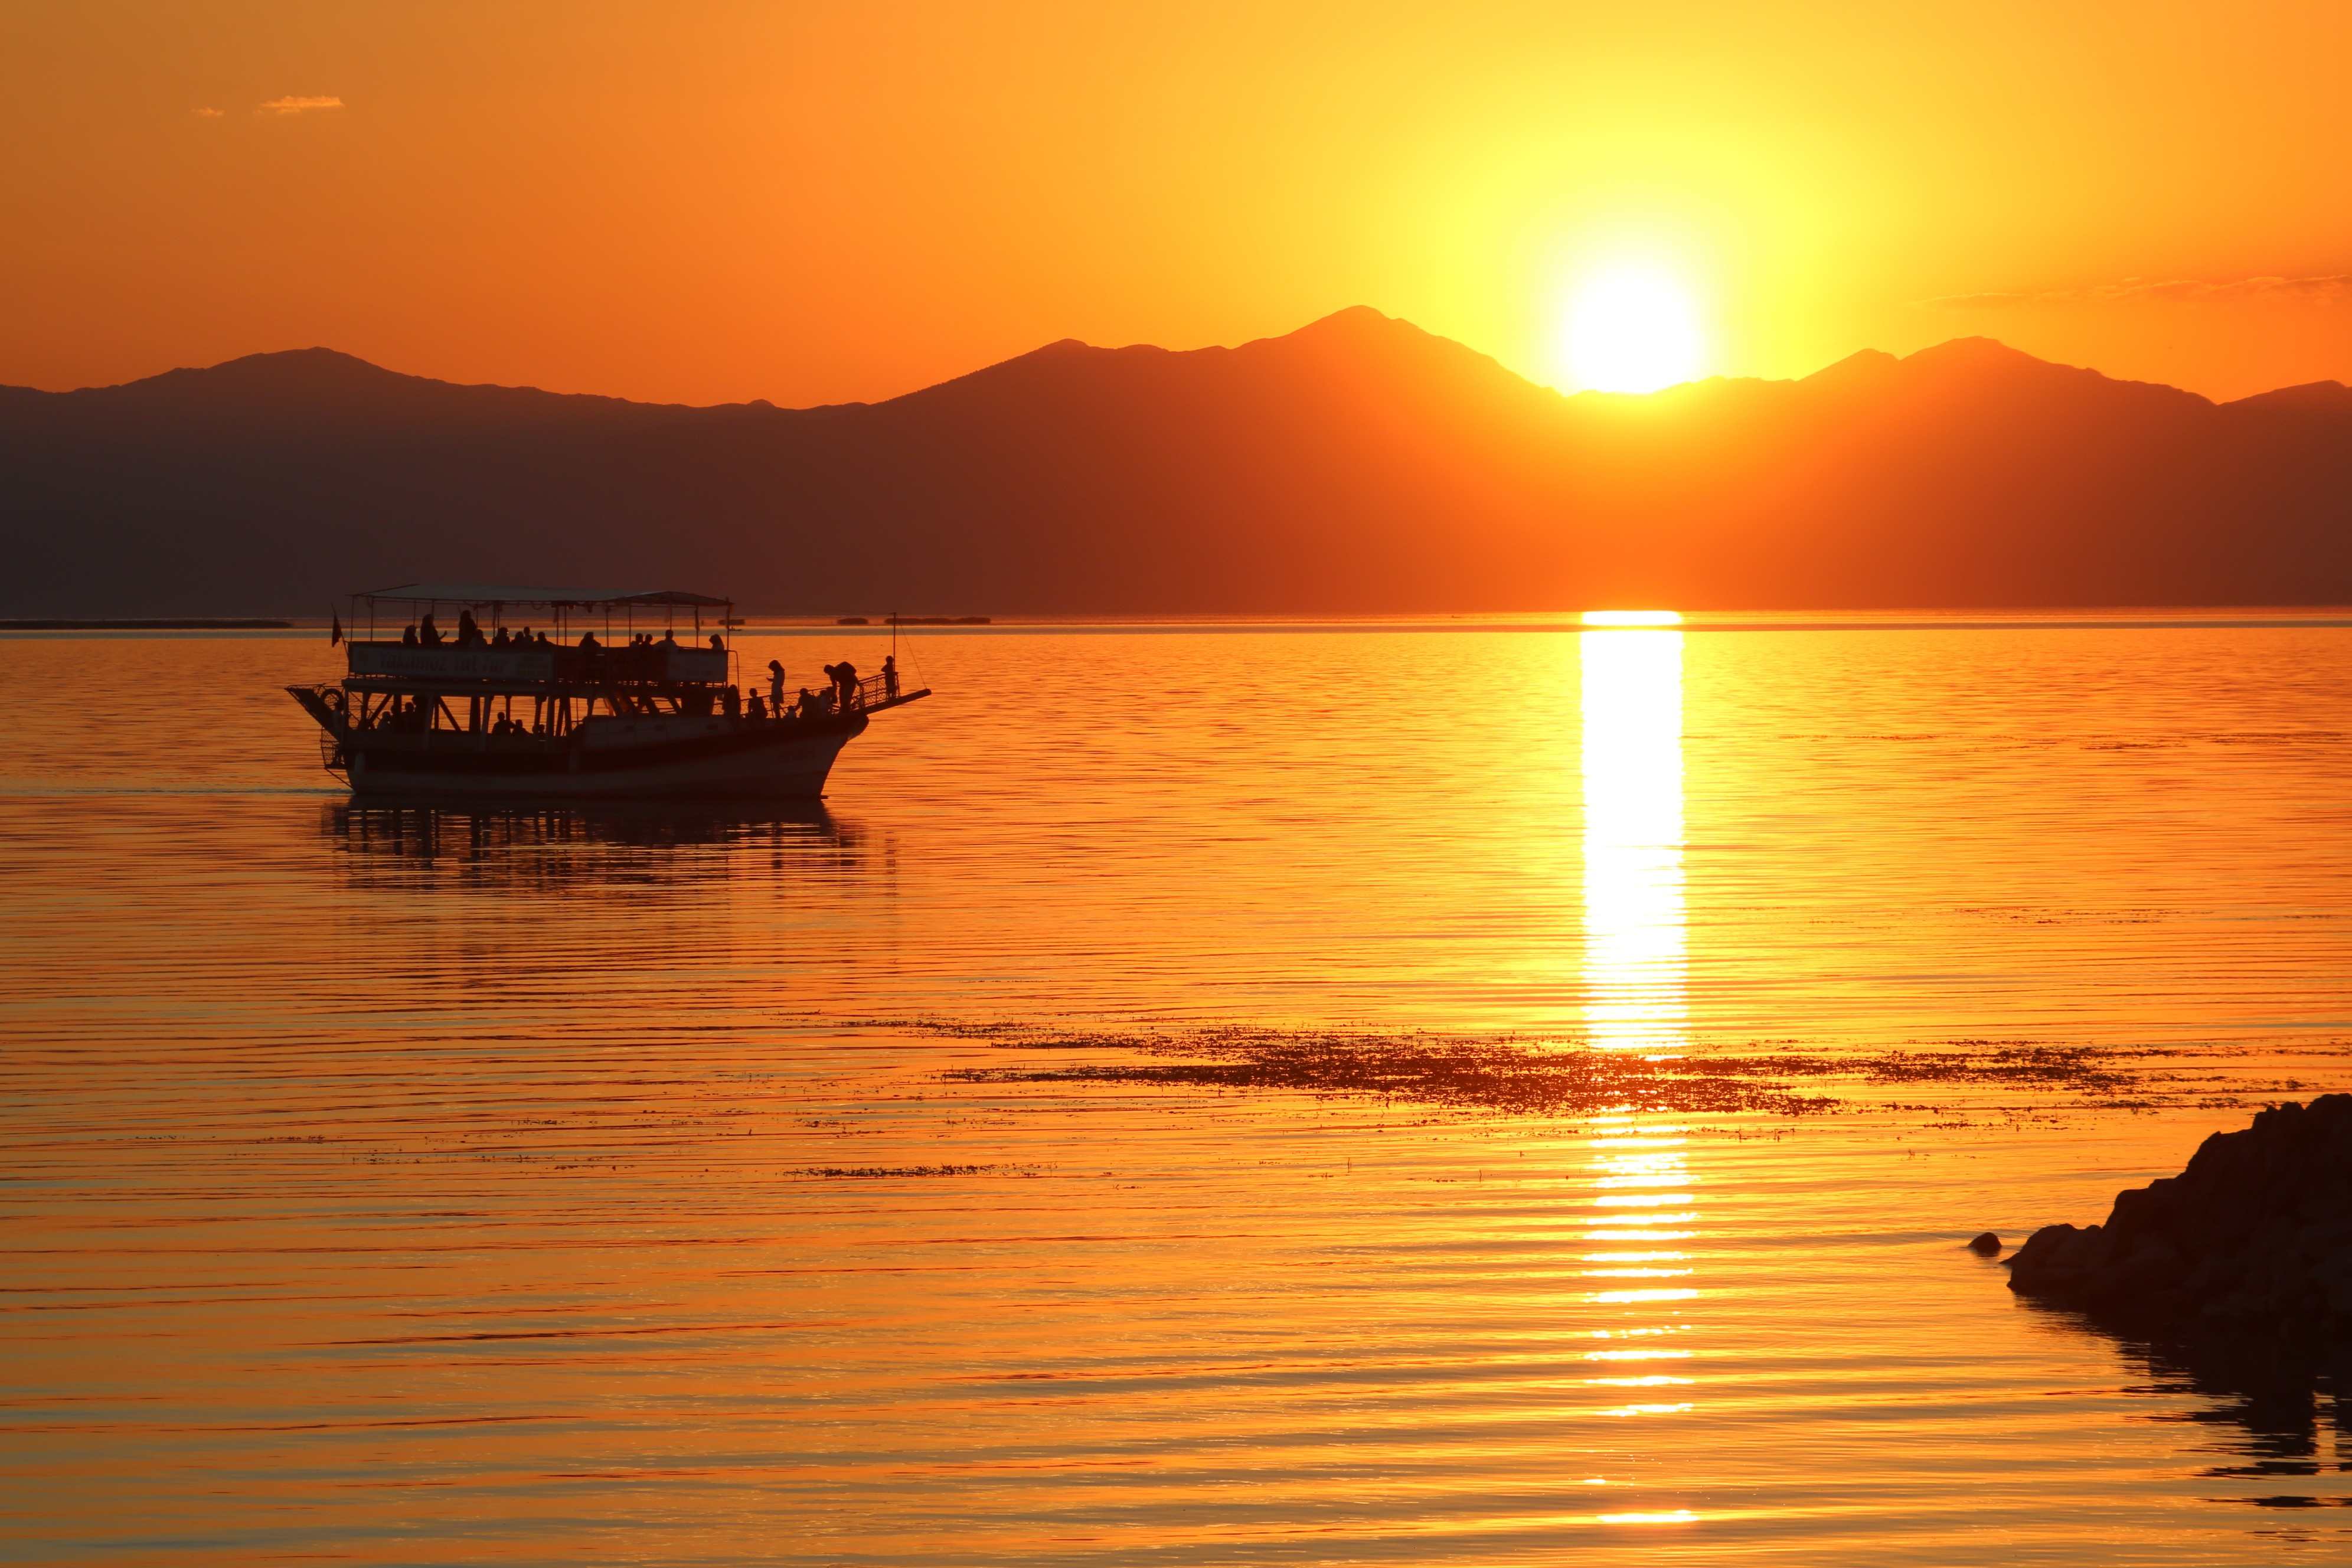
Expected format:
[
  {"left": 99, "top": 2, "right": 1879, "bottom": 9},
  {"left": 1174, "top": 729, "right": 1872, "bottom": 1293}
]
[{"left": 2006, "top": 1095, "right": 2352, "bottom": 1347}]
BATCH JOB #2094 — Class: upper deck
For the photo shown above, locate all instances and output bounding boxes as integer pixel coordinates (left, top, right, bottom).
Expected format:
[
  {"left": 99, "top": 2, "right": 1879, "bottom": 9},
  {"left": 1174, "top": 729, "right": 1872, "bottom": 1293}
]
[{"left": 344, "top": 582, "right": 737, "bottom": 692}]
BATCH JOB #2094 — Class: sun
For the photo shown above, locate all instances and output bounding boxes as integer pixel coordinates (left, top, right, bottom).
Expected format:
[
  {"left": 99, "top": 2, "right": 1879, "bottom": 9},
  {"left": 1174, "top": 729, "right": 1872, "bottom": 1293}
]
[{"left": 1562, "top": 266, "right": 1706, "bottom": 394}]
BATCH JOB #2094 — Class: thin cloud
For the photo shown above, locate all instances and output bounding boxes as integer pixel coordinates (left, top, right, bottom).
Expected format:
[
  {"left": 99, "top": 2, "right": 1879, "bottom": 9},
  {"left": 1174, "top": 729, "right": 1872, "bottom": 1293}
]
[
  {"left": 257, "top": 95, "right": 344, "bottom": 116},
  {"left": 192, "top": 106, "right": 224, "bottom": 119},
  {"left": 1927, "top": 273, "right": 2352, "bottom": 309}
]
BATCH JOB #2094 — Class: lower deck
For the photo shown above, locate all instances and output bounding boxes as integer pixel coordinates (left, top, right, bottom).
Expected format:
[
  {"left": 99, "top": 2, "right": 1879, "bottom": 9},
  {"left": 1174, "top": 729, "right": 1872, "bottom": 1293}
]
[{"left": 290, "top": 682, "right": 928, "bottom": 801}]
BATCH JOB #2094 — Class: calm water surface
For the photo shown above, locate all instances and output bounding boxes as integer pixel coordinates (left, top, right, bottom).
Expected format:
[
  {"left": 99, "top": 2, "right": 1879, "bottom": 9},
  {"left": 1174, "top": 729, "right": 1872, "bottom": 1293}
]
[{"left": 5, "top": 619, "right": 2352, "bottom": 1563}]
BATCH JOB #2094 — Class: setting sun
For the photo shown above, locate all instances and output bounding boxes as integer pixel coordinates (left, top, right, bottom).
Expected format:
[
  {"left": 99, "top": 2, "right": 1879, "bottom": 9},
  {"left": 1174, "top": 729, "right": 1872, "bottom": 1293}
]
[{"left": 1563, "top": 267, "right": 1707, "bottom": 394}]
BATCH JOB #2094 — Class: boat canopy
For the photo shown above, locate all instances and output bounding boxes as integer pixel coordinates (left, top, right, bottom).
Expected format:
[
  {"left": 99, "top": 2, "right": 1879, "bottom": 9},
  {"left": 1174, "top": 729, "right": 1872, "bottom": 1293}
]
[{"left": 360, "top": 583, "right": 731, "bottom": 609}]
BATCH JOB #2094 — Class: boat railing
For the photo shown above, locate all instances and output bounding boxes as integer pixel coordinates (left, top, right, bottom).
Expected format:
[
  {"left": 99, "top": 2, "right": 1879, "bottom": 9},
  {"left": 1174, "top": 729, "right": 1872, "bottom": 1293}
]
[{"left": 828, "top": 671, "right": 920, "bottom": 713}]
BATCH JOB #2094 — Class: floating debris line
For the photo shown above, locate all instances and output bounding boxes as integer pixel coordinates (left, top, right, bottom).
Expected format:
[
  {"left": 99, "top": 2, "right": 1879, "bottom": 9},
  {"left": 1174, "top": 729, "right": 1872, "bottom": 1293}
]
[
  {"left": 835, "top": 1020, "right": 2301, "bottom": 1121},
  {"left": 949, "top": 1029, "right": 1835, "bottom": 1117},
  {"left": 795, "top": 1164, "right": 1005, "bottom": 1179}
]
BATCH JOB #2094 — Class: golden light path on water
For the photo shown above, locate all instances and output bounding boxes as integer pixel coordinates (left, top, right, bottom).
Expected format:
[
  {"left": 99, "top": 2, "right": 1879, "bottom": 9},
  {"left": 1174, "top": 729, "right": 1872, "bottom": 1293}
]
[
  {"left": 1576, "top": 618, "right": 1698, "bottom": 1528},
  {"left": 1580, "top": 618, "right": 1687, "bottom": 1056}
]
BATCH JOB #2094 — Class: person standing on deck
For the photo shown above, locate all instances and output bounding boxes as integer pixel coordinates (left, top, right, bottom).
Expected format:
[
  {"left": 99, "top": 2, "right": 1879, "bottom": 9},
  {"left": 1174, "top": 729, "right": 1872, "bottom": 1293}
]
[
  {"left": 767, "top": 659, "right": 786, "bottom": 713},
  {"left": 882, "top": 655, "right": 899, "bottom": 701}
]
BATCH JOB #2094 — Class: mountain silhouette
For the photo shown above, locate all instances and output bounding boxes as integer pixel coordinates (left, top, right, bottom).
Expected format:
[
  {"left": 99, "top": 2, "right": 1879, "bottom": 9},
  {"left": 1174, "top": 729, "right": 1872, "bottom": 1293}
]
[{"left": 4, "top": 309, "right": 2350, "bottom": 615}]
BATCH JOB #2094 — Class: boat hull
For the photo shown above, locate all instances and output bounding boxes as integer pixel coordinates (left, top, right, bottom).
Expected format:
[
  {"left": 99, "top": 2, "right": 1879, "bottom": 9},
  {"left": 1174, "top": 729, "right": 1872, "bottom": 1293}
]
[{"left": 341, "top": 716, "right": 865, "bottom": 801}]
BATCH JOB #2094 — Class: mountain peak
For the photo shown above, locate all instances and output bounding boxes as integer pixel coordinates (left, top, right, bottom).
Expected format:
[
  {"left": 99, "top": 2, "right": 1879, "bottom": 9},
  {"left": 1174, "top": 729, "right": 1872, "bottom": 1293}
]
[
  {"left": 1291, "top": 305, "right": 1402, "bottom": 336},
  {"left": 1802, "top": 347, "right": 1900, "bottom": 388},
  {"left": 2226, "top": 379, "right": 2352, "bottom": 412},
  {"left": 1885, "top": 337, "right": 2211, "bottom": 407},
  {"left": 170, "top": 347, "right": 401, "bottom": 386},
  {"left": 72, "top": 347, "right": 421, "bottom": 407},
  {"left": 1902, "top": 336, "right": 2050, "bottom": 372}
]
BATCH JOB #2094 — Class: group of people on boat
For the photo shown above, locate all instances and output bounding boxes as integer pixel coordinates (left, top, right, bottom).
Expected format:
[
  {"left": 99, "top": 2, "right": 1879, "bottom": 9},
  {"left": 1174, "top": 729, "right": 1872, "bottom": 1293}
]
[
  {"left": 364, "top": 612, "right": 903, "bottom": 736},
  {"left": 402, "top": 611, "right": 561, "bottom": 649},
  {"left": 732, "top": 655, "right": 897, "bottom": 723},
  {"left": 575, "top": 629, "right": 729, "bottom": 654},
  {"left": 400, "top": 610, "right": 729, "bottom": 656}
]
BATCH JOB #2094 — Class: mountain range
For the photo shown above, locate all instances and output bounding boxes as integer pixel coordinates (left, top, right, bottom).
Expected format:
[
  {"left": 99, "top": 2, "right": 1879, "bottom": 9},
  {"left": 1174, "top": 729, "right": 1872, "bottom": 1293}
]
[{"left": 5, "top": 306, "right": 2350, "bottom": 615}]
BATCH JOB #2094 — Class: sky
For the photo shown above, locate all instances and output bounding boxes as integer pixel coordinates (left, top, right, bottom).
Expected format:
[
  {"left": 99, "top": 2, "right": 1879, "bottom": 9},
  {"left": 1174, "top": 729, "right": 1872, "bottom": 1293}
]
[{"left": 4, "top": 0, "right": 2349, "bottom": 406}]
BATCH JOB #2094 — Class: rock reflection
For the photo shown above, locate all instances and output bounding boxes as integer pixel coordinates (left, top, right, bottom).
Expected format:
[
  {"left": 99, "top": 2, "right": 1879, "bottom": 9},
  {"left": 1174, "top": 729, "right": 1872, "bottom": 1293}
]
[
  {"left": 324, "top": 799, "right": 878, "bottom": 891},
  {"left": 2158, "top": 1348, "right": 2352, "bottom": 1510},
  {"left": 2023, "top": 1305, "right": 2352, "bottom": 1510}
]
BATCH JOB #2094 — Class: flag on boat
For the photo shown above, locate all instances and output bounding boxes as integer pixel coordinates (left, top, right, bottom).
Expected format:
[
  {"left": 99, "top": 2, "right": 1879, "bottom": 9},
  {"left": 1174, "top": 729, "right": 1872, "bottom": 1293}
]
[{"left": 329, "top": 610, "right": 342, "bottom": 646}]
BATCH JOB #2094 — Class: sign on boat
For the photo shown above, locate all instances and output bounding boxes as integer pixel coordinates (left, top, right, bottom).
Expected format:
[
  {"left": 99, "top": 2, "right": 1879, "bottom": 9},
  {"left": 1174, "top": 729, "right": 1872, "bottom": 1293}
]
[{"left": 286, "top": 583, "right": 928, "bottom": 799}]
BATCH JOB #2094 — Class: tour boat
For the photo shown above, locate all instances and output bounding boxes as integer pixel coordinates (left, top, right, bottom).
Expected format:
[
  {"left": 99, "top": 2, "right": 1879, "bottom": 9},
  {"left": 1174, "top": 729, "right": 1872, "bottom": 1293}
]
[{"left": 286, "top": 584, "right": 927, "bottom": 799}]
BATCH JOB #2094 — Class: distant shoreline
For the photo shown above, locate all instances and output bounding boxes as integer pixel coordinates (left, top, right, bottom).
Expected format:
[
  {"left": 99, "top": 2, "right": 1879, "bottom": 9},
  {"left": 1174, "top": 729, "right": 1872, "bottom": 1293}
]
[
  {"left": 15, "top": 610, "right": 2352, "bottom": 636},
  {"left": 0, "top": 618, "right": 293, "bottom": 631}
]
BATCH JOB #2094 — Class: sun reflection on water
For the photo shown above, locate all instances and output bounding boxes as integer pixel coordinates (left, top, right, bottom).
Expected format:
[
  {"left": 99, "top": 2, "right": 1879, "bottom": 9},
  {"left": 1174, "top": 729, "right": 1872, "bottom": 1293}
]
[
  {"left": 1580, "top": 625, "right": 1686, "bottom": 1056},
  {"left": 1574, "top": 622, "right": 1699, "bottom": 1523}
]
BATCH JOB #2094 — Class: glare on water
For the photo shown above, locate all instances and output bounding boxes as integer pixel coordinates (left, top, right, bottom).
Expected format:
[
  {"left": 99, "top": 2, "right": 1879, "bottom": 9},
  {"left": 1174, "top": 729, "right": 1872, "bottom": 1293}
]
[{"left": 1582, "top": 625, "right": 1687, "bottom": 1055}]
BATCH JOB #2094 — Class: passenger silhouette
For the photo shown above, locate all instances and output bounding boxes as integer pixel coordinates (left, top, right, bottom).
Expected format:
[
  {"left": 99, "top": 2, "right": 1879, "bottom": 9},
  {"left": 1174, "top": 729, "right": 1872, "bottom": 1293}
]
[
  {"left": 767, "top": 659, "right": 786, "bottom": 710},
  {"left": 882, "top": 655, "right": 899, "bottom": 700},
  {"left": 419, "top": 613, "right": 442, "bottom": 646},
  {"left": 402, "top": 624, "right": 419, "bottom": 647}
]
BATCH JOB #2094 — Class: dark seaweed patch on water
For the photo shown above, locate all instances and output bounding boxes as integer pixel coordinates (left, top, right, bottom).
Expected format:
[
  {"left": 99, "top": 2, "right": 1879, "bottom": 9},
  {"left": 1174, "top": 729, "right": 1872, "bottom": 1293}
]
[
  {"left": 1762, "top": 1041, "right": 2137, "bottom": 1093},
  {"left": 947, "top": 1031, "right": 1835, "bottom": 1116},
  {"left": 855, "top": 1020, "right": 2299, "bottom": 1120}
]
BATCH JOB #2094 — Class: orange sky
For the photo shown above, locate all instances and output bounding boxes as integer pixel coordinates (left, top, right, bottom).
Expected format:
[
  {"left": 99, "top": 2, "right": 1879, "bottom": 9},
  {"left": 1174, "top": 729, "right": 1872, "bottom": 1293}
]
[{"left": 4, "top": 1, "right": 2349, "bottom": 405}]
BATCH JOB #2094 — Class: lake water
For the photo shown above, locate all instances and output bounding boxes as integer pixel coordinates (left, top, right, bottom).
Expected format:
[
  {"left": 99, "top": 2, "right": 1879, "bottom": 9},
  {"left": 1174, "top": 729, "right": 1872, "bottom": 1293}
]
[{"left": 5, "top": 617, "right": 2351, "bottom": 1563}]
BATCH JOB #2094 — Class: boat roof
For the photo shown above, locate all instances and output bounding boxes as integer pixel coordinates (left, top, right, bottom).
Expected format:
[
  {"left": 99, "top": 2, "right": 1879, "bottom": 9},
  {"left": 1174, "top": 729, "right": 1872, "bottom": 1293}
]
[{"left": 359, "top": 583, "right": 731, "bottom": 608}]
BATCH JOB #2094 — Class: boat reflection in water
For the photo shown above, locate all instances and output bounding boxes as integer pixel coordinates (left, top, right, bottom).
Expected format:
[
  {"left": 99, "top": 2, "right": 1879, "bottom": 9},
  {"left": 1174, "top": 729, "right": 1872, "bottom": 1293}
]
[
  {"left": 1576, "top": 613, "right": 1701, "bottom": 1528},
  {"left": 324, "top": 799, "right": 876, "bottom": 892}
]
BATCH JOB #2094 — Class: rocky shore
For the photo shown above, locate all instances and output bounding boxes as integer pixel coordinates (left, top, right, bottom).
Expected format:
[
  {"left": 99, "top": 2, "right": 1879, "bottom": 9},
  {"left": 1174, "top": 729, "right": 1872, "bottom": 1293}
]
[{"left": 2005, "top": 1095, "right": 2352, "bottom": 1350}]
